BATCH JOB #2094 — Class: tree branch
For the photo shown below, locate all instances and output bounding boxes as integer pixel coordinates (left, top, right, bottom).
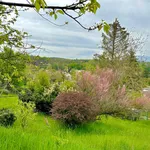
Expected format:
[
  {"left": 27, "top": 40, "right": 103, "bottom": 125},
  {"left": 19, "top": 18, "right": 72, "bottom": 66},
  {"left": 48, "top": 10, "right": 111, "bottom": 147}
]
[
  {"left": 62, "top": 10, "right": 97, "bottom": 31},
  {"left": 0, "top": 1, "right": 82, "bottom": 10},
  {"left": 0, "top": 1, "right": 101, "bottom": 31}
]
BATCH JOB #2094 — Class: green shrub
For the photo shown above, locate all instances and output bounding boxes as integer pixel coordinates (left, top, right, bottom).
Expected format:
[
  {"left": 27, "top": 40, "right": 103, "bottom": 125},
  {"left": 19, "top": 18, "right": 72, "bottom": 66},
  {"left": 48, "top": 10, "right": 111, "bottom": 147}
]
[
  {"left": 15, "top": 101, "right": 36, "bottom": 129},
  {"left": 51, "top": 91, "right": 98, "bottom": 128},
  {"left": 112, "top": 109, "right": 141, "bottom": 121},
  {"left": 19, "top": 83, "right": 60, "bottom": 114},
  {"left": 59, "top": 80, "right": 76, "bottom": 92},
  {"left": 18, "top": 89, "right": 35, "bottom": 103},
  {"left": 0, "top": 108, "right": 16, "bottom": 126},
  {"left": 34, "top": 92, "right": 52, "bottom": 114},
  {"left": 19, "top": 89, "right": 51, "bottom": 114},
  {"left": 35, "top": 84, "right": 60, "bottom": 114},
  {"left": 2, "top": 89, "right": 10, "bottom": 95}
]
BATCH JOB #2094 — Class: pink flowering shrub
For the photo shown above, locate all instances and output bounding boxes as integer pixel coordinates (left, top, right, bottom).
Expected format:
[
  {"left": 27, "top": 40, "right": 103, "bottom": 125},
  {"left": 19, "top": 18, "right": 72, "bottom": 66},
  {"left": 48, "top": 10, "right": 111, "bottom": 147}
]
[
  {"left": 134, "top": 96, "right": 150, "bottom": 111},
  {"left": 77, "top": 69, "right": 114, "bottom": 98},
  {"left": 77, "top": 69, "right": 130, "bottom": 116}
]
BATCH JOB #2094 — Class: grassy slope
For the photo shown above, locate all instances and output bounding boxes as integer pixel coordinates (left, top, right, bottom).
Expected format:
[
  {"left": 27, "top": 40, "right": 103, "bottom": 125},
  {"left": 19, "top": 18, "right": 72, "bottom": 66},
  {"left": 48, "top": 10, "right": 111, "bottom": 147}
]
[{"left": 0, "top": 96, "right": 150, "bottom": 150}]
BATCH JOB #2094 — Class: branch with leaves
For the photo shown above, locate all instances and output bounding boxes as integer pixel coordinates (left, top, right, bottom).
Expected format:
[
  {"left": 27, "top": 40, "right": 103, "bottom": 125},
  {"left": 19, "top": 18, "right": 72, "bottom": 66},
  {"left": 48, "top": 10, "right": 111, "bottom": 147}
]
[{"left": 0, "top": 0, "right": 110, "bottom": 31}]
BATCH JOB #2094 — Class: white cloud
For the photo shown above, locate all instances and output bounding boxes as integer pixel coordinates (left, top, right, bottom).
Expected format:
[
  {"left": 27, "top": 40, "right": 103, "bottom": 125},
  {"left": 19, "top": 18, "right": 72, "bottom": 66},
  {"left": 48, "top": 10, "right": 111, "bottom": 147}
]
[{"left": 2, "top": 0, "right": 150, "bottom": 58}]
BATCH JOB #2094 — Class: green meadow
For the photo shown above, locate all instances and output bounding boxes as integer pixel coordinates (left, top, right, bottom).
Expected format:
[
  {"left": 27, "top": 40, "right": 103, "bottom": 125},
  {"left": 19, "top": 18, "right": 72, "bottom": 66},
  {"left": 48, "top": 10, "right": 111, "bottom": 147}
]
[{"left": 0, "top": 96, "right": 150, "bottom": 150}]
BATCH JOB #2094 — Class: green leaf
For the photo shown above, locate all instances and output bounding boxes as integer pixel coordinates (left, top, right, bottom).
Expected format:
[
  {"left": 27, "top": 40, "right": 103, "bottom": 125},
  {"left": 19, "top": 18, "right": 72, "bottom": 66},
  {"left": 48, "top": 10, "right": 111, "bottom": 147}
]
[
  {"left": 31, "top": 0, "right": 35, "bottom": 4},
  {"left": 80, "top": 7, "right": 86, "bottom": 14},
  {"left": 103, "top": 23, "right": 110, "bottom": 33},
  {"left": 49, "top": 11, "right": 54, "bottom": 17},
  {"left": 41, "top": 0, "right": 46, "bottom": 9},
  {"left": 54, "top": 14, "right": 58, "bottom": 20},
  {"left": 96, "top": 2, "right": 101, "bottom": 8},
  {"left": 87, "top": 0, "right": 100, "bottom": 14},
  {"left": 35, "top": 1, "right": 41, "bottom": 12},
  {"left": 56, "top": 10, "right": 64, "bottom": 15},
  {"left": 31, "top": 45, "right": 35, "bottom": 49},
  {"left": 41, "top": 1, "right": 45, "bottom": 9}
]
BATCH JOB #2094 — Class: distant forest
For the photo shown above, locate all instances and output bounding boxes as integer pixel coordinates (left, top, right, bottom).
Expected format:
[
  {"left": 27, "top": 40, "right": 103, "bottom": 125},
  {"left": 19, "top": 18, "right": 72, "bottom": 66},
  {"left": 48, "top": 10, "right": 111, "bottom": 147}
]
[{"left": 30, "top": 56, "right": 90, "bottom": 72}]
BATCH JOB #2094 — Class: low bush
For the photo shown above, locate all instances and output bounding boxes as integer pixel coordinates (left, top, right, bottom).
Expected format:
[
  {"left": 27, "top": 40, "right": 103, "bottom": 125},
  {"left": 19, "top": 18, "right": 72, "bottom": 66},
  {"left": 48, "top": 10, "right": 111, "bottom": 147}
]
[
  {"left": 0, "top": 108, "right": 16, "bottom": 126},
  {"left": 15, "top": 101, "right": 36, "bottom": 129},
  {"left": 133, "top": 96, "right": 150, "bottom": 111},
  {"left": 112, "top": 108, "right": 141, "bottom": 121},
  {"left": 19, "top": 83, "right": 60, "bottom": 114},
  {"left": 51, "top": 91, "right": 98, "bottom": 127},
  {"left": 34, "top": 93, "right": 52, "bottom": 114},
  {"left": 1, "top": 89, "right": 10, "bottom": 95},
  {"left": 18, "top": 89, "right": 35, "bottom": 103}
]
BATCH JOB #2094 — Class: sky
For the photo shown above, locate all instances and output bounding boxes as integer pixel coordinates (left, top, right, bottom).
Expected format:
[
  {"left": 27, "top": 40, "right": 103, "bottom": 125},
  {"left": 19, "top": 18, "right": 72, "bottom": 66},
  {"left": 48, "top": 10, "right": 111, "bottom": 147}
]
[{"left": 2, "top": 0, "right": 150, "bottom": 59}]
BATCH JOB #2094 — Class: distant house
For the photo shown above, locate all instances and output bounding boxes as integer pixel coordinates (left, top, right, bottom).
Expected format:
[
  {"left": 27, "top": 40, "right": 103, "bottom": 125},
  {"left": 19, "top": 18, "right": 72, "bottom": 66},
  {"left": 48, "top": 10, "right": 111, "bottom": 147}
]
[{"left": 143, "top": 88, "right": 150, "bottom": 98}]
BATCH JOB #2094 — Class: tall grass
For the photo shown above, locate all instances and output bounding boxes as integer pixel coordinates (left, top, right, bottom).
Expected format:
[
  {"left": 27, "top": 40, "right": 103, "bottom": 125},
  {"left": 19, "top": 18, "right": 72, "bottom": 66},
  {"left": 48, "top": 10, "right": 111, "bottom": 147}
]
[{"left": 0, "top": 96, "right": 150, "bottom": 150}]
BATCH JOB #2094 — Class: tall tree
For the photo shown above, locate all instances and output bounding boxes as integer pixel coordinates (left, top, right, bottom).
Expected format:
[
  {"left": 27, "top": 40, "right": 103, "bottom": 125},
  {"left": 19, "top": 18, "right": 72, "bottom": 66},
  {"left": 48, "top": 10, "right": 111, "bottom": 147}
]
[
  {"left": 0, "top": 5, "right": 32, "bottom": 92},
  {"left": 0, "top": 47, "right": 29, "bottom": 90},
  {"left": 101, "top": 18, "right": 129, "bottom": 66},
  {"left": 94, "top": 19, "right": 144, "bottom": 91},
  {"left": 122, "top": 49, "right": 144, "bottom": 91}
]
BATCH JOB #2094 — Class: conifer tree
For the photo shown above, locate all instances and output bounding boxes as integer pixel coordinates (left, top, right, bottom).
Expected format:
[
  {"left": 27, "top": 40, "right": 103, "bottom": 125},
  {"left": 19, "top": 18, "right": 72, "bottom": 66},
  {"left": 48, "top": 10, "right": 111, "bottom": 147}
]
[
  {"left": 101, "top": 18, "right": 130, "bottom": 66},
  {"left": 94, "top": 19, "right": 144, "bottom": 91}
]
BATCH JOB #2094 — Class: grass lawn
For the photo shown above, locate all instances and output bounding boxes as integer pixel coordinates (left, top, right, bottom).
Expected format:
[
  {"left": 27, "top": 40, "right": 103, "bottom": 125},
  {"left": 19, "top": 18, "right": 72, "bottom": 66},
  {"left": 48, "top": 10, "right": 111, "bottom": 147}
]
[{"left": 0, "top": 96, "right": 150, "bottom": 150}]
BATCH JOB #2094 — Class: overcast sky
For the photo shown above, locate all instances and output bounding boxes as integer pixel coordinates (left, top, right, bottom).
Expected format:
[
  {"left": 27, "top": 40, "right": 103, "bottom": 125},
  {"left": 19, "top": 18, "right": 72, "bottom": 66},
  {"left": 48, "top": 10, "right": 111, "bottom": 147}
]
[{"left": 3, "top": 0, "right": 150, "bottom": 59}]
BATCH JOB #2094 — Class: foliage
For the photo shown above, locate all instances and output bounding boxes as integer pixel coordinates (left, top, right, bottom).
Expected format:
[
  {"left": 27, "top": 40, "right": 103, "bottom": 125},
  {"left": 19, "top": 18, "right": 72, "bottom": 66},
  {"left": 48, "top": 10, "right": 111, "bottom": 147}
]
[
  {"left": 33, "top": 70, "right": 50, "bottom": 92},
  {"left": 133, "top": 96, "right": 150, "bottom": 111},
  {"left": 19, "top": 83, "right": 60, "bottom": 114},
  {"left": 94, "top": 19, "right": 144, "bottom": 92},
  {"left": 77, "top": 69, "right": 131, "bottom": 117},
  {"left": 35, "top": 83, "right": 60, "bottom": 114},
  {"left": 20, "top": 67, "right": 64, "bottom": 114},
  {"left": 104, "top": 19, "right": 129, "bottom": 60},
  {"left": 0, "top": 5, "right": 32, "bottom": 92},
  {"left": 36, "top": 70, "right": 50, "bottom": 87},
  {"left": 141, "top": 62, "right": 150, "bottom": 86},
  {"left": 0, "top": 47, "right": 29, "bottom": 91},
  {"left": 77, "top": 69, "right": 114, "bottom": 95},
  {"left": 0, "top": 5, "right": 28, "bottom": 48},
  {"left": 15, "top": 101, "right": 36, "bottom": 129},
  {"left": 18, "top": 89, "right": 35, "bottom": 103},
  {"left": 113, "top": 108, "right": 141, "bottom": 121},
  {"left": 0, "top": 89, "right": 10, "bottom": 95},
  {"left": 31, "top": 56, "right": 89, "bottom": 71},
  {"left": 0, "top": 0, "right": 108, "bottom": 31},
  {"left": 20, "top": 65, "right": 76, "bottom": 114},
  {"left": 94, "top": 19, "right": 130, "bottom": 67},
  {"left": 59, "top": 80, "right": 76, "bottom": 92},
  {"left": 120, "top": 50, "right": 144, "bottom": 91},
  {"left": 51, "top": 91, "right": 98, "bottom": 127},
  {"left": 142, "top": 62, "right": 150, "bottom": 78},
  {"left": 19, "top": 89, "right": 51, "bottom": 114},
  {"left": 67, "top": 62, "right": 85, "bottom": 72},
  {"left": 30, "top": 0, "right": 100, "bottom": 18},
  {"left": 25, "top": 69, "right": 50, "bottom": 93},
  {"left": 0, "top": 108, "right": 16, "bottom": 126},
  {"left": 50, "top": 71, "right": 64, "bottom": 82}
]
